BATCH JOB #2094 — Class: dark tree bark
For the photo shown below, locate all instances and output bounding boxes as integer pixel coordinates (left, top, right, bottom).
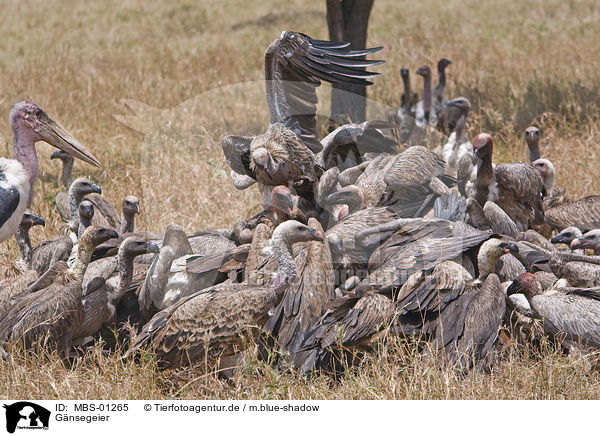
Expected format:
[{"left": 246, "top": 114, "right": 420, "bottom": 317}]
[{"left": 326, "top": 0, "right": 374, "bottom": 124}]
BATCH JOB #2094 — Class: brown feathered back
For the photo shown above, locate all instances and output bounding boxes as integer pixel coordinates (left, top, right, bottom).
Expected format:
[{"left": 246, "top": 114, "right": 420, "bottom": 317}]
[{"left": 494, "top": 162, "right": 546, "bottom": 230}]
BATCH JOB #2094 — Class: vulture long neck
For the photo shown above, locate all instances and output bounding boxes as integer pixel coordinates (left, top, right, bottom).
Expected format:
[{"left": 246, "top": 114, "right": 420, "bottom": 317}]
[
  {"left": 527, "top": 138, "right": 541, "bottom": 163},
  {"left": 455, "top": 114, "right": 466, "bottom": 143},
  {"left": 68, "top": 189, "right": 87, "bottom": 231},
  {"left": 12, "top": 130, "right": 38, "bottom": 206},
  {"left": 61, "top": 158, "right": 74, "bottom": 188},
  {"left": 15, "top": 226, "right": 32, "bottom": 268},
  {"left": 549, "top": 251, "right": 600, "bottom": 278},
  {"left": 78, "top": 214, "right": 93, "bottom": 239},
  {"left": 435, "top": 68, "right": 446, "bottom": 103},
  {"left": 423, "top": 75, "right": 432, "bottom": 122},
  {"left": 269, "top": 231, "right": 299, "bottom": 296},
  {"left": 477, "top": 245, "right": 503, "bottom": 280},
  {"left": 401, "top": 75, "right": 411, "bottom": 110},
  {"left": 69, "top": 236, "right": 95, "bottom": 282},
  {"left": 475, "top": 154, "right": 495, "bottom": 206},
  {"left": 117, "top": 250, "right": 136, "bottom": 296},
  {"left": 120, "top": 212, "right": 135, "bottom": 234}
]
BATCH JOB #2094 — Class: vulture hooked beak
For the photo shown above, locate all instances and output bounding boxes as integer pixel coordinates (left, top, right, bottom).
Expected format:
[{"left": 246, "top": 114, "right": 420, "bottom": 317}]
[
  {"left": 472, "top": 134, "right": 493, "bottom": 164},
  {"left": 31, "top": 214, "right": 46, "bottom": 227},
  {"left": 471, "top": 147, "right": 482, "bottom": 164},
  {"left": 34, "top": 111, "right": 101, "bottom": 167},
  {"left": 309, "top": 227, "right": 324, "bottom": 242},
  {"left": 264, "top": 156, "right": 280, "bottom": 178},
  {"left": 525, "top": 131, "right": 534, "bottom": 140},
  {"left": 506, "top": 280, "right": 520, "bottom": 296},
  {"left": 551, "top": 234, "right": 567, "bottom": 244},
  {"left": 90, "top": 183, "right": 102, "bottom": 195},
  {"left": 50, "top": 150, "right": 65, "bottom": 160},
  {"left": 145, "top": 241, "right": 160, "bottom": 254},
  {"left": 326, "top": 189, "right": 350, "bottom": 207},
  {"left": 500, "top": 242, "right": 519, "bottom": 255}
]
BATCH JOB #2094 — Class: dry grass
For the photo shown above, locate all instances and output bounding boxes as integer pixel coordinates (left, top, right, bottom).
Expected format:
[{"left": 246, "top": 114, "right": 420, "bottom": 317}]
[
  {"left": 3, "top": 335, "right": 600, "bottom": 400},
  {"left": 0, "top": 0, "right": 599, "bottom": 399}
]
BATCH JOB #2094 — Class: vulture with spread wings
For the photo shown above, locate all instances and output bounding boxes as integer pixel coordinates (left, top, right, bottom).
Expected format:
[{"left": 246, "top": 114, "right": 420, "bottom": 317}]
[{"left": 222, "top": 31, "right": 388, "bottom": 204}]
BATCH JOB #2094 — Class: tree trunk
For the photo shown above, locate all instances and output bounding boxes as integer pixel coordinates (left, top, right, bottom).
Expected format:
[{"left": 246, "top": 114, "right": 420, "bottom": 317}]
[{"left": 326, "top": 0, "right": 374, "bottom": 124}]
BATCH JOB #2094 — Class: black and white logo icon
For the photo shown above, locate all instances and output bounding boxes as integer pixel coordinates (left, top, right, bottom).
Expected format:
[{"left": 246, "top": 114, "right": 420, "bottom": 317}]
[{"left": 3, "top": 402, "right": 50, "bottom": 433}]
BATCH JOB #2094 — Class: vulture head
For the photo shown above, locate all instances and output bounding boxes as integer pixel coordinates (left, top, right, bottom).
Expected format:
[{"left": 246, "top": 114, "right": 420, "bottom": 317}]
[
  {"left": 506, "top": 272, "right": 543, "bottom": 302},
  {"left": 446, "top": 97, "right": 471, "bottom": 116},
  {"left": 69, "top": 177, "right": 102, "bottom": 200},
  {"left": 122, "top": 195, "right": 140, "bottom": 218},
  {"left": 270, "top": 185, "right": 294, "bottom": 217},
  {"left": 274, "top": 220, "right": 323, "bottom": 245},
  {"left": 571, "top": 229, "right": 600, "bottom": 253},
  {"left": 477, "top": 238, "right": 518, "bottom": 279},
  {"left": 531, "top": 158, "right": 555, "bottom": 191},
  {"left": 325, "top": 185, "right": 364, "bottom": 214},
  {"left": 524, "top": 126, "right": 541, "bottom": 148},
  {"left": 437, "top": 58, "right": 452, "bottom": 72},
  {"left": 472, "top": 133, "right": 494, "bottom": 163},
  {"left": 78, "top": 200, "right": 95, "bottom": 223},
  {"left": 50, "top": 149, "right": 74, "bottom": 164},
  {"left": 19, "top": 211, "right": 45, "bottom": 232},
  {"left": 551, "top": 226, "right": 582, "bottom": 246},
  {"left": 119, "top": 236, "right": 160, "bottom": 259},
  {"left": 269, "top": 220, "right": 324, "bottom": 292},
  {"left": 415, "top": 65, "right": 432, "bottom": 79},
  {"left": 80, "top": 226, "right": 119, "bottom": 248},
  {"left": 251, "top": 147, "right": 280, "bottom": 178}
]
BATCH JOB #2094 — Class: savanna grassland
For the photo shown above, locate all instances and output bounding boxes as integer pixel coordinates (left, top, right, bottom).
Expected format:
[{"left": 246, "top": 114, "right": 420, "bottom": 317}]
[{"left": 1, "top": 0, "right": 600, "bottom": 399}]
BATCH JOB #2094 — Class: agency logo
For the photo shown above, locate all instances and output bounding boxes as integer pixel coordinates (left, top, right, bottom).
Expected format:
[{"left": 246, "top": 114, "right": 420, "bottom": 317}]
[{"left": 2, "top": 402, "right": 50, "bottom": 433}]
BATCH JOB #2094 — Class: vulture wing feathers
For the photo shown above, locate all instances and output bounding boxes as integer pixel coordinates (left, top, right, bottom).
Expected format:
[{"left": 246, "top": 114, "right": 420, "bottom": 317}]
[
  {"left": 545, "top": 195, "right": 600, "bottom": 232},
  {"left": 265, "top": 31, "right": 383, "bottom": 153},
  {"left": 222, "top": 135, "right": 255, "bottom": 179}
]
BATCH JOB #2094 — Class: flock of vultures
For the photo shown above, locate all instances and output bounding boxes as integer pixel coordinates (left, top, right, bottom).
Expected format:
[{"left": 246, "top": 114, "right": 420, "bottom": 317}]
[{"left": 1, "top": 31, "right": 600, "bottom": 377}]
